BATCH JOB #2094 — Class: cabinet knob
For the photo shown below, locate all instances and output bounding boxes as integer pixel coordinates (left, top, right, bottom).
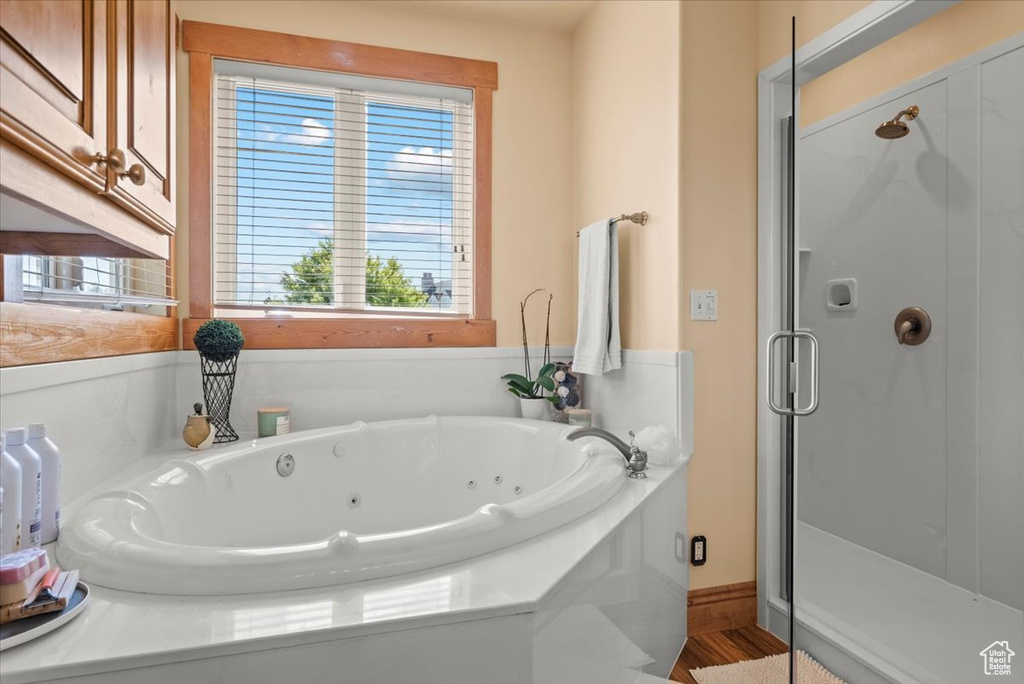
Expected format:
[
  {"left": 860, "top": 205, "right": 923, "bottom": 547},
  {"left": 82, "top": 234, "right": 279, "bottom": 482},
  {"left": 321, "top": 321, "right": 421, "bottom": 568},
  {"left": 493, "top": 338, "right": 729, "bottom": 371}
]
[
  {"left": 120, "top": 163, "right": 147, "bottom": 186},
  {"left": 92, "top": 148, "right": 126, "bottom": 173}
]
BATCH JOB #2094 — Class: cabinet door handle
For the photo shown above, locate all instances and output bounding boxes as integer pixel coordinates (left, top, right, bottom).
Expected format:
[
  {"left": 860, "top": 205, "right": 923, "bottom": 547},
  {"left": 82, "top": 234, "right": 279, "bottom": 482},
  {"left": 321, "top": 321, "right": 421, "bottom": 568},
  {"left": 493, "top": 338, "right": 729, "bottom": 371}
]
[
  {"left": 120, "top": 163, "right": 147, "bottom": 186},
  {"left": 92, "top": 148, "right": 126, "bottom": 173}
]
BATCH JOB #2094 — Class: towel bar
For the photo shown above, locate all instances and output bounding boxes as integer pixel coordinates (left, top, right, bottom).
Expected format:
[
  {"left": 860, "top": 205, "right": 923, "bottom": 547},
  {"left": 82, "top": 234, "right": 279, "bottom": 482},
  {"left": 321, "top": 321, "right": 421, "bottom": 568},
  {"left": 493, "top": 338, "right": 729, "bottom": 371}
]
[{"left": 576, "top": 211, "right": 648, "bottom": 236}]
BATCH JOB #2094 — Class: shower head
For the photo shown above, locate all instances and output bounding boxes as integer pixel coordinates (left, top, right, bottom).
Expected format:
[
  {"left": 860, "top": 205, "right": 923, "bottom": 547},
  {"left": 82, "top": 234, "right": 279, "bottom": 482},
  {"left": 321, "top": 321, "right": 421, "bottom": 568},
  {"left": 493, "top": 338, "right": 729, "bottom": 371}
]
[{"left": 875, "top": 105, "right": 919, "bottom": 139}]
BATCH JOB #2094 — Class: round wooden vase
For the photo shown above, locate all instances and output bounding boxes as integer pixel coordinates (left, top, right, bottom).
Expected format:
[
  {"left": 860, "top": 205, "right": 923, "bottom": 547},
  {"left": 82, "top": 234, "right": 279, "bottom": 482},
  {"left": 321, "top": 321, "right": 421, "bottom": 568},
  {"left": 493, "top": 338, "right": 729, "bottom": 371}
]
[{"left": 182, "top": 414, "right": 214, "bottom": 451}]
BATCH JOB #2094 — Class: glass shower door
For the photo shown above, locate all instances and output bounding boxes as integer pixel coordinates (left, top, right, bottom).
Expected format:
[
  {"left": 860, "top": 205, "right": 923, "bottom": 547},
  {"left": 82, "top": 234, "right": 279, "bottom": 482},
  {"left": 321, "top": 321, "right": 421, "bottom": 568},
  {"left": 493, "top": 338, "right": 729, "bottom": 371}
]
[
  {"left": 789, "top": 22, "right": 1024, "bottom": 684},
  {"left": 764, "top": 18, "right": 817, "bottom": 683}
]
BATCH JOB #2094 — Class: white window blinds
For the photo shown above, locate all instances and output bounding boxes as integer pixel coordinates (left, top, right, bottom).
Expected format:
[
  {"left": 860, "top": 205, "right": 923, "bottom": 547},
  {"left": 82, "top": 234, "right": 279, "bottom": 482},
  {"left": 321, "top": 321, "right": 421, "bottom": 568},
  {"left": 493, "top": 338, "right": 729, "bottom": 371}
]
[
  {"left": 14, "top": 255, "right": 173, "bottom": 311},
  {"left": 213, "top": 60, "right": 475, "bottom": 315}
]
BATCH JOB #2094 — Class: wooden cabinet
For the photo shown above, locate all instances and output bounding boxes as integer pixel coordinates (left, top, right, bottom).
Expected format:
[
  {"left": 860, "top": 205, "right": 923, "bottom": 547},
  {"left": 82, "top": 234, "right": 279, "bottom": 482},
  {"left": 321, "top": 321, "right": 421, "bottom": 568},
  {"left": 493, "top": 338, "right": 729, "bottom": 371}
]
[
  {"left": 0, "top": 0, "right": 175, "bottom": 259},
  {"left": 107, "top": 0, "right": 175, "bottom": 231},
  {"left": 0, "top": 0, "right": 109, "bottom": 192}
]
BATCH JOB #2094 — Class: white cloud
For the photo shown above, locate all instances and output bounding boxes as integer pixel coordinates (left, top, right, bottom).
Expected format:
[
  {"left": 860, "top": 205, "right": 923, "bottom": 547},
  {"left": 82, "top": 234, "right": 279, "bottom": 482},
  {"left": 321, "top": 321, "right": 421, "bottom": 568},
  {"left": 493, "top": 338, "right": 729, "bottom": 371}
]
[
  {"left": 282, "top": 118, "right": 330, "bottom": 146},
  {"left": 254, "top": 126, "right": 280, "bottom": 143},
  {"left": 305, "top": 221, "right": 332, "bottom": 238},
  {"left": 253, "top": 119, "right": 331, "bottom": 147},
  {"left": 387, "top": 147, "right": 453, "bottom": 180},
  {"left": 368, "top": 219, "right": 452, "bottom": 239}
]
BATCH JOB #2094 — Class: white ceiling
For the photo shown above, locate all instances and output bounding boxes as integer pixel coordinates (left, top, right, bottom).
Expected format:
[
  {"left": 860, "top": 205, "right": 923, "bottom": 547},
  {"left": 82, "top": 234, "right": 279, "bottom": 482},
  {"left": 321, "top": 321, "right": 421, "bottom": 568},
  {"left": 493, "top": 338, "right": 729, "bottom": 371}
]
[{"left": 367, "top": 0, "right": 599, "bottom": 32}]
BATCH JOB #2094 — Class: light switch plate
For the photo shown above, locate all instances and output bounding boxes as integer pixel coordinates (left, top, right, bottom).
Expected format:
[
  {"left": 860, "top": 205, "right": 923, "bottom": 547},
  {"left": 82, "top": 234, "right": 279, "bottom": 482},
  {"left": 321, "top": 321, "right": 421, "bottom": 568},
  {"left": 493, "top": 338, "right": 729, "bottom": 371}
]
[{"left": 690, "top": 290, "right": 718, "bottom": 321}]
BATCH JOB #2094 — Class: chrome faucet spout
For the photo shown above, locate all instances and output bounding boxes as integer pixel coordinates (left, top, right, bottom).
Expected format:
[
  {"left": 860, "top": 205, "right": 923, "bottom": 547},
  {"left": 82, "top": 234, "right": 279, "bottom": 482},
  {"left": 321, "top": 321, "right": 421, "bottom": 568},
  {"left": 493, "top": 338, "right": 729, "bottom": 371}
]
[{"left": 566, "top": 427, "right": 648, "bottom": 479}]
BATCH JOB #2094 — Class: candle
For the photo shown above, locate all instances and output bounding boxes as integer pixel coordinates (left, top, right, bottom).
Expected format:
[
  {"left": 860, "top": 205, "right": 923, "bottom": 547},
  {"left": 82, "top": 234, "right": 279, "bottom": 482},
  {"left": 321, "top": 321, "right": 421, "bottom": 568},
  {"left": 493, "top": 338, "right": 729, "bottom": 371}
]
[
  {"left": 257, "top": 408, "right": 290, "bottom": 438},
  {"left": 566, "top": 409, "right": 592, "bottom": 428}
]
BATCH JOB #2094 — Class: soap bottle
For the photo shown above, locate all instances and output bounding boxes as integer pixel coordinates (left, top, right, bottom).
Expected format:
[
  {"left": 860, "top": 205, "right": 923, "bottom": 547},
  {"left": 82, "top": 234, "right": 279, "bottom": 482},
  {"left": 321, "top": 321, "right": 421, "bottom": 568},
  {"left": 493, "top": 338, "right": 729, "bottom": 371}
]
[
  {"left": 1, "top": 436, "right": 23, "bottom": 553},
  {"left": 4, "top": 428, "right": 42, "bottom": 549},
  {"left": 27, "top": 424, "right": 61, "bottom": 544}
]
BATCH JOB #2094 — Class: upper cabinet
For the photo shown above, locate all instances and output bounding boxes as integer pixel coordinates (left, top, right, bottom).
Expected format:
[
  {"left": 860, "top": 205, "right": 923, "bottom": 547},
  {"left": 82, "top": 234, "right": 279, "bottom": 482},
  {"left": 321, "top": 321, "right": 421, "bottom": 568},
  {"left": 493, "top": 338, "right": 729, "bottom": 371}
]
[
  {"left": 0, "top": 0, "right": 109, "bottom": 192},
  {"left": 0, "top": 0, "right": 175, "bottom": 259},
  {"left": 108, "top": 0, "right": 175, "bottom": 231}
]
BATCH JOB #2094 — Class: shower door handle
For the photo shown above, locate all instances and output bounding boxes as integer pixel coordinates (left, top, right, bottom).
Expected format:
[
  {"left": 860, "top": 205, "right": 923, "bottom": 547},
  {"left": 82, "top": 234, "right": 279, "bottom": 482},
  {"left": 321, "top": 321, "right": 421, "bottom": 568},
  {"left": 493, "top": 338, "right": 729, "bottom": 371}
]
[
  {"left": 767, "top": 330, "right": 820, "bottom": 416},
  {"left": 766, "top": 331, "right": 791, "bottom": 416},
  {"left": 793, "top": 330, "right": 820, "bottom": 416}
]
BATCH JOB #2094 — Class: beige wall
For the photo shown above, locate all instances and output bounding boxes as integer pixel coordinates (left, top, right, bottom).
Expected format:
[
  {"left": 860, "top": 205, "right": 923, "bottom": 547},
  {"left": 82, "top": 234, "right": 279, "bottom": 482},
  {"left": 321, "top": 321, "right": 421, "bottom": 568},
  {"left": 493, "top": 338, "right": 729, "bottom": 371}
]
[
  {"left": 173, "top": 0, "right": 576, "bottom": 347},
  {"left": 758, "top": 0, "right": 872, "bottom": 70},
  {"left": 802, "top": 1, "right": 1024, "bottom": 126},
  {"left": 679, "top": 0, "right": 760, "bottom": 591},
  {"left": 571, "top": 0, "right": 682, "bottom": 351}
]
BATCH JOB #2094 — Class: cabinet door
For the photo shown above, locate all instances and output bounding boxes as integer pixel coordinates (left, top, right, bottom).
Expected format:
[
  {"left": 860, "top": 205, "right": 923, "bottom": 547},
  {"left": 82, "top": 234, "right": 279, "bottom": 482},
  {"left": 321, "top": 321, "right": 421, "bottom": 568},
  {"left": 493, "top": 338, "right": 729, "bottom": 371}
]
[
  {"left": 0, "top": 0, "right": 108, "bottom": 191},
  {"left": 108, "top": 0, "right": 175, "bottom": 233}
]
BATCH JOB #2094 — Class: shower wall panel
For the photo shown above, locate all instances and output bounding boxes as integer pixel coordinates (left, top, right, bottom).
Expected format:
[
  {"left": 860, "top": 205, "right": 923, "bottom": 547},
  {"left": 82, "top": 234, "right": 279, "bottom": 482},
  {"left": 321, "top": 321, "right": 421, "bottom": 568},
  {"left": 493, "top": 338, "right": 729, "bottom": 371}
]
[
  {"left": 796, "top": 43, "right": 1023, "bottom": 609},
  {"left": 976, "top": 46, "right": 1024, "bottom": 611},
  {"left": 797, "top": 81, "right": 949, "bottom": 580}
]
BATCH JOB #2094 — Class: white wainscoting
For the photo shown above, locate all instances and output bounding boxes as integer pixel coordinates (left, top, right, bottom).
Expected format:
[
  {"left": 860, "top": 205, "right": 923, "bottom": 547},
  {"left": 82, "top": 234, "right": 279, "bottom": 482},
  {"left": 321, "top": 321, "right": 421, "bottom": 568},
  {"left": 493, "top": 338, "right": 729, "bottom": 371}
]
[{"left": 0, "top": 352, "right": 180, "bottom": 504}]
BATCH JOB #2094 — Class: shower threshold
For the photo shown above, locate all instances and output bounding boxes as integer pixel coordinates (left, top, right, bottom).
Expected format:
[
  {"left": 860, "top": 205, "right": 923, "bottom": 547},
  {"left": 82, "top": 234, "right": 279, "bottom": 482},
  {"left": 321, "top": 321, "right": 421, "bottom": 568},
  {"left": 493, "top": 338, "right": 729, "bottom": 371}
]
[{"left": 771, "top": 523, "right": 1023, "bottom": 684}]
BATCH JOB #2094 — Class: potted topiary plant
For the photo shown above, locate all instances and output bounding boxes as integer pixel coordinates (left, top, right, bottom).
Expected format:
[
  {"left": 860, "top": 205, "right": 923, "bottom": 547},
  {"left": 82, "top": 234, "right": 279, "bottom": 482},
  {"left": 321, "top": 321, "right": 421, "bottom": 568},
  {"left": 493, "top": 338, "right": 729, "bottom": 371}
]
[{"left": 193, "top": 319, "right": 244, "bottom": 443}]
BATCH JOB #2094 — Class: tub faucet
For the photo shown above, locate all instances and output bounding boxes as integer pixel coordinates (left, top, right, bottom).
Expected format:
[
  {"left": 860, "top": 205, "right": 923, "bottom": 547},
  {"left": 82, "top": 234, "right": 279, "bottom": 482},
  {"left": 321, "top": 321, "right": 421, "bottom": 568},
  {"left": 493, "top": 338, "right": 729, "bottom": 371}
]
[{"left": 567, "top": 427, "right": 648, "bottom": 479}]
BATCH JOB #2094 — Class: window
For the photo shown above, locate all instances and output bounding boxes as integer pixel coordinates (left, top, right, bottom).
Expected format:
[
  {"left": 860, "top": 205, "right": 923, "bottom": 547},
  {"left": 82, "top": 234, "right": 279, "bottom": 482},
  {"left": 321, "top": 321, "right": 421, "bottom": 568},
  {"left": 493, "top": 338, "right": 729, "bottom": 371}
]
[
  {"left": 183, "top": 21, "right": 496, "bottom": 349},
  {"left": 12, "top": 255, "right": 172, "bottom": 313},
  {"left": 213, "top": 61, "right": 474, "bottom": 316}
]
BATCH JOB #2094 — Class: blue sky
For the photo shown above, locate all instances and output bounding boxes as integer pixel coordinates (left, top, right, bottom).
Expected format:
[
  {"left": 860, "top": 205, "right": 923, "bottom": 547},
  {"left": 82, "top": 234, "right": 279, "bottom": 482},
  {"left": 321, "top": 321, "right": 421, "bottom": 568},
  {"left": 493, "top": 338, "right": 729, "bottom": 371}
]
[{"left": 229, "top": 85, "right": 461, "bottom": 306}]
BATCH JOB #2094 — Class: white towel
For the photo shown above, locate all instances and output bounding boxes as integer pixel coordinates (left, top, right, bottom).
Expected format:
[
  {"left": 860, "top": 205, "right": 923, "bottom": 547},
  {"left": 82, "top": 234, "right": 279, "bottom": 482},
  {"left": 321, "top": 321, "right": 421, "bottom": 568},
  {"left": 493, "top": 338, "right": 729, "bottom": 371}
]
[{"left": 573, "top": 218, "right": 621, "bottom": 375}]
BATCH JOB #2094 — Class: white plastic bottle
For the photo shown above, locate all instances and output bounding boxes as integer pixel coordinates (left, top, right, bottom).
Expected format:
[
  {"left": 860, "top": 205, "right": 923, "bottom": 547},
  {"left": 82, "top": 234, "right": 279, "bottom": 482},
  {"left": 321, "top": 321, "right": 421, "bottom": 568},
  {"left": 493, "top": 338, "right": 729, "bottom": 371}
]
[
  {"left": 27, "top": 424, "right": 61, "bottom": 544},
  {"left": 1, "top": 437, "right": 23, "bottom": 553},
  {"left": 4, "top": 428, "right": 42, "bottom": 549}
]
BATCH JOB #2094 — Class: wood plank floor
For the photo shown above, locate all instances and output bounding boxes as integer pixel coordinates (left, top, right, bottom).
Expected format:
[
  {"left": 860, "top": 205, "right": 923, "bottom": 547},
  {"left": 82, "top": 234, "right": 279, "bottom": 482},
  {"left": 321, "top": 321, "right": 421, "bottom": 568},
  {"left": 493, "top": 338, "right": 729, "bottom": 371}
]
[{"left": 669, "top": 625, "right": 789, "bottom": 683}]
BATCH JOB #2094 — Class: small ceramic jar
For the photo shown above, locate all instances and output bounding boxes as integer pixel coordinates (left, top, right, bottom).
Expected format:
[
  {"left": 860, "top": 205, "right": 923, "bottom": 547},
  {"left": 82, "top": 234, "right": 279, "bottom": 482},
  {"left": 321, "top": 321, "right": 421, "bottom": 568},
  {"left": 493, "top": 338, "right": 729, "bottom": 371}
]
[{"left": 183, "top": 403, "right": 214, "bottom": 451}]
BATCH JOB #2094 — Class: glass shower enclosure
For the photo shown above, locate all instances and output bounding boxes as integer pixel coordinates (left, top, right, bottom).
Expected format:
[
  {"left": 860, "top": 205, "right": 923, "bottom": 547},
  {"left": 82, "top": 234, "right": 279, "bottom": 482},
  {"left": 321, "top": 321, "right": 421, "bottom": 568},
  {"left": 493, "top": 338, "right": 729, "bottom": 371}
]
[{"left": 763, "top": 10, "right": 1024, "bottom": 684}]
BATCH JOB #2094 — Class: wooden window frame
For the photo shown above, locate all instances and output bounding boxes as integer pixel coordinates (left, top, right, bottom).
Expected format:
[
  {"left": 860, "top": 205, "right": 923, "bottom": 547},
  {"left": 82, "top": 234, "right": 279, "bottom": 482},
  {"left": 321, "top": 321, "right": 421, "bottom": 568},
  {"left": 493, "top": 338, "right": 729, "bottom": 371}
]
[{"left": 181, "top": 21, "right": 497, "bottom": 350}]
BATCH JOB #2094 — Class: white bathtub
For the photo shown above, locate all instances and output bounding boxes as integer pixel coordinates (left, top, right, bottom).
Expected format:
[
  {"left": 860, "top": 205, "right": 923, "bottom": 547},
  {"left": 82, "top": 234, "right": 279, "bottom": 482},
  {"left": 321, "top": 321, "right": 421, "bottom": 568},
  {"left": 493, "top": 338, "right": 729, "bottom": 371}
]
[{"left": 57, "top": 416, "right": 628, "bottom": 595}]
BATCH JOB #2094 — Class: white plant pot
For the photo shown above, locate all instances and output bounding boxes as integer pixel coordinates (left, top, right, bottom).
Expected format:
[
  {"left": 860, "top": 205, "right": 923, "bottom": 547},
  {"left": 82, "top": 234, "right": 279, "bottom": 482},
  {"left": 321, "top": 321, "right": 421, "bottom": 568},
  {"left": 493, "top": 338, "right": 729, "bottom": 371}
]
[{"left": 519, "top": 397, "right": 549, "bottom": 421}]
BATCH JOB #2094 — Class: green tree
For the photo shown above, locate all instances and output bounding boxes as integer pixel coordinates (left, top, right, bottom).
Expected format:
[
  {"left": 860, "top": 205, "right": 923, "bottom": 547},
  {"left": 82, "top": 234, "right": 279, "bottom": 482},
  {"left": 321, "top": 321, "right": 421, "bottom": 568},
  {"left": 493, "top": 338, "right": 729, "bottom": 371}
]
[
  {"left": 274, "top": 239, "right": 427, "bottom": 308},
  {"left": 365, "top": 254, "right": 429, "bottom": 307},
  {"left": 279, "top": 239, "right": 333, "bottom": 304}
]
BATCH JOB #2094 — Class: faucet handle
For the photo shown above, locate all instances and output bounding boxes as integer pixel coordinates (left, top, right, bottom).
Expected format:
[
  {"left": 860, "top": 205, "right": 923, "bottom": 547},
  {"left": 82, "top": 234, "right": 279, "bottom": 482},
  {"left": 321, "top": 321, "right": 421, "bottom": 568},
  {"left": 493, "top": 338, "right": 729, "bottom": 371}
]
[
  {"left": 626, "top": 430, "right": 648, "bottom": 480},
  {"left": 627, "top": 430, "right": 645, "bottom": 458}
]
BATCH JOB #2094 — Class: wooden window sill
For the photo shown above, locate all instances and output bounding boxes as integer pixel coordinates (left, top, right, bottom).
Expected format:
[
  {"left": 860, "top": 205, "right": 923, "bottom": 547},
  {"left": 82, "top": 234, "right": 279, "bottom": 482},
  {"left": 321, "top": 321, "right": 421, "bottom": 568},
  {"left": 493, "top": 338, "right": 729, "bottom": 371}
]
[{"left": 182, "top": 317, "right": 496, "bottom": 350}]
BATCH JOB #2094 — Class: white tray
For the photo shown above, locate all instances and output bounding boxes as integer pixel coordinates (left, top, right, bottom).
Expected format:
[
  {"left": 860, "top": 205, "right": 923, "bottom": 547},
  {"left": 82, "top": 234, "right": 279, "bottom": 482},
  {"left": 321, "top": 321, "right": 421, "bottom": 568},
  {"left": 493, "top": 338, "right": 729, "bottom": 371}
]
[{"left": 0, "top": 582, "right": 90, "bottom": 651}]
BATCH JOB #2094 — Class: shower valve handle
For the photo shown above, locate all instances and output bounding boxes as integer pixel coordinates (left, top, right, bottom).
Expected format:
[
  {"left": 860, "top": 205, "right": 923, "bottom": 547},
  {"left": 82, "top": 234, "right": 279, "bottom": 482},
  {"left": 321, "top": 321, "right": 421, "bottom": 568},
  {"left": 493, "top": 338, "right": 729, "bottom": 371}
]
[{"left": 894, "top": 307, "right": 931, "bottom": 346}]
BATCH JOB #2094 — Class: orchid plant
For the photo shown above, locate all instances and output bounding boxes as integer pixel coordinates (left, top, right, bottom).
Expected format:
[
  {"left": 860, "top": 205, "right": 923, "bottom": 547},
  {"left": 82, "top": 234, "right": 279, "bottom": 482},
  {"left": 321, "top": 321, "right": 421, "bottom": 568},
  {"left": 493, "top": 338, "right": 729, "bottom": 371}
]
[
  {"left": 502, "top": 363, "right": 559, "bottom": 403},
  {"left": 501, "top": 288, "right": 558, "bottom": 403}
]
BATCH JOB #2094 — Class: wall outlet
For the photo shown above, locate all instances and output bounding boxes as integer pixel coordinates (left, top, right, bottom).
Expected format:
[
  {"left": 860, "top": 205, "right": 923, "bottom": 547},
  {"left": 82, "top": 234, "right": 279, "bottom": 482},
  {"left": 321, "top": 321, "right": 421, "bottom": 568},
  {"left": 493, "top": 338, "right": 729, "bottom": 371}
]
[
  {"left": 690, "top": 290, "right": 718, "bottom": 321},
  {"left": 691, "top": 535, "right": 707, "bottom": 566}
]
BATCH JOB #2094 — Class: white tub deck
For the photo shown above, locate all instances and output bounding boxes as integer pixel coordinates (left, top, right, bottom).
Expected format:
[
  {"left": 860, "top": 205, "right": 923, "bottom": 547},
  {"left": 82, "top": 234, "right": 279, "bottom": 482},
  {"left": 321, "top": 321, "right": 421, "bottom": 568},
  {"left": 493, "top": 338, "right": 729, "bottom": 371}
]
[{"left": 1, "top": 437, "right": 690, "bottom": 684}]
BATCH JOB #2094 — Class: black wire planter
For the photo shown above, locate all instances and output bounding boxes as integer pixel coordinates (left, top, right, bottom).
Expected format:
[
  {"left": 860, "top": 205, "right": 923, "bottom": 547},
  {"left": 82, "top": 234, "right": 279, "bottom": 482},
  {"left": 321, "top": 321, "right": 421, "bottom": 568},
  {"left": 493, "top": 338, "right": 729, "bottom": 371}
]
[{"left": 200, "top": 353, "right": 239, "bottom": 443}]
